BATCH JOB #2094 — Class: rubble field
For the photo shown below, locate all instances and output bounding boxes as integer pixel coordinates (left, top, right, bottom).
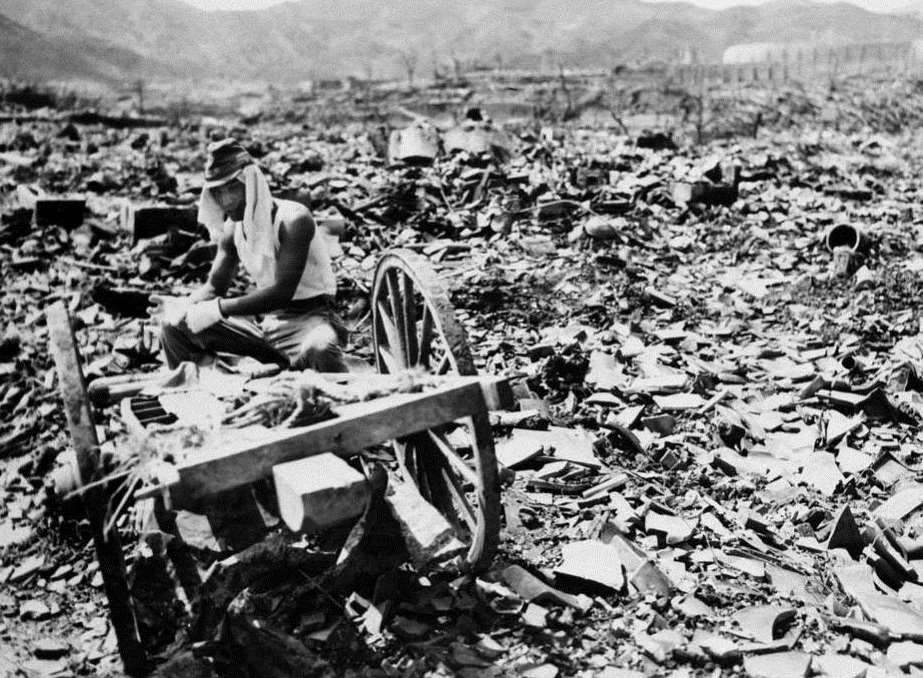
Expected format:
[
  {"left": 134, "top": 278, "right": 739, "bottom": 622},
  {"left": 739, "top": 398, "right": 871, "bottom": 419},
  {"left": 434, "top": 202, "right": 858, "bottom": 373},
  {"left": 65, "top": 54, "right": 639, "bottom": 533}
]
[{"left": 6, "top": 77, "right": 923, "bottom": 678}]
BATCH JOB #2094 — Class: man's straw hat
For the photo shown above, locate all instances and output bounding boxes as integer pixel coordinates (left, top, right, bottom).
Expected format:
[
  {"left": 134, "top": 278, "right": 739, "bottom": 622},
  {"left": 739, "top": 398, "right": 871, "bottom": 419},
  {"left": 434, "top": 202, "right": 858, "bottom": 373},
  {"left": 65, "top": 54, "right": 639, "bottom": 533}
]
[{"left": 203, "top": 138, "right": 254, "bottom": 188}]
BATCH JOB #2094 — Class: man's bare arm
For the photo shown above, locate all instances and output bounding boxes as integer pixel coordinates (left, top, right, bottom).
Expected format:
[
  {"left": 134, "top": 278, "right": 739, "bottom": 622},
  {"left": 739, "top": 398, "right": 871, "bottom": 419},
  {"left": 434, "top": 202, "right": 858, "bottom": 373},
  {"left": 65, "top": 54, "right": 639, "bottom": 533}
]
[
  {"left": 189, "top": 224, "right": 240, "bottom": 302},
  {"left": 219, "top": 212, "right": 314, "bottom": 317}
]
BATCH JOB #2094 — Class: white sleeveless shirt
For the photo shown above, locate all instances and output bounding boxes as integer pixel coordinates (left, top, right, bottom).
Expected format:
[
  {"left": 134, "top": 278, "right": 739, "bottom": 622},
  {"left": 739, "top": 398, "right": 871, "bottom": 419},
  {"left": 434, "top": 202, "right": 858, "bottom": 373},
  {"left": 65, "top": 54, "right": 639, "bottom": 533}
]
[{"left": 232, "top": 199, "right": 337, "bottom": 300}]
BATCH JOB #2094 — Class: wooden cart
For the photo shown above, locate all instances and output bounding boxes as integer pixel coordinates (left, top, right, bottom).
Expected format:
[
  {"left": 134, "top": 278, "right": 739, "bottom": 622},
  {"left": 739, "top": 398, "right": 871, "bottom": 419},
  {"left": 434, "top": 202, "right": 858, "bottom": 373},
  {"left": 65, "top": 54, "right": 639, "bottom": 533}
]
[{"left": 47, "top": 250, "right": 505, "bottom": 675}]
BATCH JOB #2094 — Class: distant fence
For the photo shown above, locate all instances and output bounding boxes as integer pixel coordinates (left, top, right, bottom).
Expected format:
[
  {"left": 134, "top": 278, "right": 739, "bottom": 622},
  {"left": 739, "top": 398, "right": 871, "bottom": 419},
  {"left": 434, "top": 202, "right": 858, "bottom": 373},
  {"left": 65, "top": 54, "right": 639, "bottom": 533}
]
[
  {"left": 674, "top": 41, "right": 922, "bottom": 87},
  {"left": 673, "top": 63, "right": 793, "bottom": 87}
]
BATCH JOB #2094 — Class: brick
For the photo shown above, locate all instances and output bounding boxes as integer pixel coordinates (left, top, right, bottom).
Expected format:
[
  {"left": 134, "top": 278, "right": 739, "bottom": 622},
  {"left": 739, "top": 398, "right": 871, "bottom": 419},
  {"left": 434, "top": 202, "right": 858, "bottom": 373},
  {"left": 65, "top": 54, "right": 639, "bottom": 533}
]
[
  {"left": 33, "top": 198, "right": 85, "bottom": 229},
  {"left": 444, "top": 123, "right": 494, "bottom": 155},
  {"left": 672, "top": 181, "right": 710, "bottom": 205},
  {"left": 272, "top": 453, "right": 369, "bottom": 533},
  {"left": 120, "top": 201, "right": 197, "bottom": 242},
  {"left": 388, "top": 122, "right": 439, "bottom": 164},
  {"left": 673, "top": 180, "right": 738, "bottom": 208}
]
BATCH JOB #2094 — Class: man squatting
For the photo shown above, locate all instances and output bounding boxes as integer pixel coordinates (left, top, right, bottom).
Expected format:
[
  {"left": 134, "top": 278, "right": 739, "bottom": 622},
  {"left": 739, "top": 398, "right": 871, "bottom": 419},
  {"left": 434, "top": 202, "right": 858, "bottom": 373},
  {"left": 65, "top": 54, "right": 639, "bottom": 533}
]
[{"left": 149, "top": 138, "right": 348, "bottom": 372}]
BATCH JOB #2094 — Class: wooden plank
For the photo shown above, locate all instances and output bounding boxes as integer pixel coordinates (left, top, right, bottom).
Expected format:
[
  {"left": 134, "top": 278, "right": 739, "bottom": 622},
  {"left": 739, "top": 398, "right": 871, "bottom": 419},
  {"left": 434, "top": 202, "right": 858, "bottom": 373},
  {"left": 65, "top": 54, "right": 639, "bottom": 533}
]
[
  {"left": 817, "top": 389, "right": 865, "bottom": 407},
  {"left": 47, "top": 303, "right": 99, "bottom": 485},
  {"left": 177, "top": 379, "right": 494, "bottom": 497},
  {"left": 468, "top": 408, "right": 500, "bottom": 565},
  {"left": 45, "top": 302, "right": 147, "bottom": 675}
]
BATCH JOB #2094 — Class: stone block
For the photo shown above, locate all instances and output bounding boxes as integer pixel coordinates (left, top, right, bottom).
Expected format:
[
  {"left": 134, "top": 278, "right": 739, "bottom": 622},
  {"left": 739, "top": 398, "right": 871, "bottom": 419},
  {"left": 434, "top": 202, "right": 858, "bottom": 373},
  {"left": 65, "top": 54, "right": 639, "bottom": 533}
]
[{"left": 272, "top": 453, "right": 369, "bottom": 533}]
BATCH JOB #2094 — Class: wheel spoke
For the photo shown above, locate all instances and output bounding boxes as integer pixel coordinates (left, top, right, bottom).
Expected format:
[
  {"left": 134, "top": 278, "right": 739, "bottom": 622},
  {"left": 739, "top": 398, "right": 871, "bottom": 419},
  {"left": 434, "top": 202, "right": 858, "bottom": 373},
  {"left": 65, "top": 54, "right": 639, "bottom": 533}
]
[
  {"left": 408, "top": 441, "right": 432, "bottom": 499},
  {"left": 426, "top": 429, "right": 479, "bottom": 486},
  {"left": 376, "top": 301, "right": 406, "bottom": 369},
  {"left": 385, "top": 270, "right": 407, "bottom": 362},
  {"left": 417, "top": 306, "right": 435, "bottom": 367},
  {"left": 402, "top": 273, "right": 419, "bottom": 366},
  {"left": 436, "top": 457, "right": 479, "bottom": 534},
  {"left": 384, "top": 269, "right": 401, "bottom": 318},
  {"left": 395, "top": 440, "right": 412, "bottom": 477},
  {"left": 415, "top": 436, "right": 456, "bottom": 520},
  {"left": 377, "top": 345, "right": 402, "bottom": 373},
  {"left": 436, "top": 352, "right": 452, "bottom": 375}
]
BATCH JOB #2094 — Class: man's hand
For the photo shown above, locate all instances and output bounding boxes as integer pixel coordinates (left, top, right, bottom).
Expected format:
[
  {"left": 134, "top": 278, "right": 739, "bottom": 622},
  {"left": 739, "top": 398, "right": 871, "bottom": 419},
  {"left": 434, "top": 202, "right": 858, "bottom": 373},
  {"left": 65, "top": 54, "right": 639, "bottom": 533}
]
[
  {"left": 148, "top": 295, "right": 189, "bottom": 327},
  {"left": 187, "top": 286, "right": 218, "bottom": 304},
  {"left": 185, "top": 299, "right": 225, "bottom": 334}
]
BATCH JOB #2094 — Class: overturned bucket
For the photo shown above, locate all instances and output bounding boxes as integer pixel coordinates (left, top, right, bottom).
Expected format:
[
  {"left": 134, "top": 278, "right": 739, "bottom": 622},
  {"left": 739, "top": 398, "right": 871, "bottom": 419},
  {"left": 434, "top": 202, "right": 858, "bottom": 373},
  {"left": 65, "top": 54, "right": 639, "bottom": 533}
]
[
  {"left": 825, "top": 223, "right": 869, "bottom": 277},
  {"left": 825, "top": 223, "right": 869, "bottom": 254}
]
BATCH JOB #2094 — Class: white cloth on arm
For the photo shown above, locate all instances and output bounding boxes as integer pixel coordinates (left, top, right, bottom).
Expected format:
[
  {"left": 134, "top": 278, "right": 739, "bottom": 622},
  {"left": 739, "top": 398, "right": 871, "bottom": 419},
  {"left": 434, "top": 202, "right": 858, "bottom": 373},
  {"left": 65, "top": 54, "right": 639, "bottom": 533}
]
[{"left": 185, "top": 298, "right": 224, "bottom": 333}]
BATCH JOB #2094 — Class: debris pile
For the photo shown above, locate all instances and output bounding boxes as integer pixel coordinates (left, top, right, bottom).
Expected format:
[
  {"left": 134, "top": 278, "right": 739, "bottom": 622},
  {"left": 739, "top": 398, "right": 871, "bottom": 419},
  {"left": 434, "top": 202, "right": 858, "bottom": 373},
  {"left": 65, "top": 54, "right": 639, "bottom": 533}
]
[{"left": 5, "top": 77, "right": 923, "bottom": 676}]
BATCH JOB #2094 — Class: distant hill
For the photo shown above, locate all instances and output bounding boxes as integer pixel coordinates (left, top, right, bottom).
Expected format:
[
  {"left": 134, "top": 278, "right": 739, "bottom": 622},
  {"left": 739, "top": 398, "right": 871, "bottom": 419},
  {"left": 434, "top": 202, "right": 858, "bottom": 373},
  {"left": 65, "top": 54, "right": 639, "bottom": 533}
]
[
  {"left": 894, "top": 0, "right": 923, "bottom": 18},
  {"left": 0, "top": 12, "right": 134, "bottom": 83},
  {"left": 1, "top": 0, "right": 921, "bottom": 83}
]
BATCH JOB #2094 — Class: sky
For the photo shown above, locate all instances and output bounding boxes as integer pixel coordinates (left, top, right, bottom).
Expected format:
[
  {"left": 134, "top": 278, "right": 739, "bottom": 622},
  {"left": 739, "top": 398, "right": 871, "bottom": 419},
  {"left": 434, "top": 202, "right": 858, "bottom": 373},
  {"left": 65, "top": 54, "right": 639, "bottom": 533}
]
[
  {"left": 180, "top": 0, "right": 286, "bottom": 10},
  {"left": 179, "top": 0, "right": 915, "bottom": 10},
  {"left": 645, "top": 0, "right": 913, "bottom": 8}
]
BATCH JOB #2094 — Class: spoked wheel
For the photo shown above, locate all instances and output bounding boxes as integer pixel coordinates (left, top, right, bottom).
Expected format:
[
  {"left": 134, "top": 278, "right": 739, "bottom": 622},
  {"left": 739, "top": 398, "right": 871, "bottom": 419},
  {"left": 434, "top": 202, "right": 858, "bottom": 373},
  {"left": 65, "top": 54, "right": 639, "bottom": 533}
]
[
  {"left": 371, "top": 249, "right": 475, "bottom": 376},
  {"left": 371, "top": 249, "right": 500, "bottom": 571}
]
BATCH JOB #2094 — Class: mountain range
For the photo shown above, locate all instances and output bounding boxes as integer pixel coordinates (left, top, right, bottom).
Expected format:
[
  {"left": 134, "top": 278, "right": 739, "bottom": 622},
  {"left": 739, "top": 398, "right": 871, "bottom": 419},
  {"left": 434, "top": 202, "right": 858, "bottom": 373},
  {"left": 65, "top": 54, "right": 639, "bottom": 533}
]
[{"left": 1, "top": 0, "right": 921, "bottom": 84}]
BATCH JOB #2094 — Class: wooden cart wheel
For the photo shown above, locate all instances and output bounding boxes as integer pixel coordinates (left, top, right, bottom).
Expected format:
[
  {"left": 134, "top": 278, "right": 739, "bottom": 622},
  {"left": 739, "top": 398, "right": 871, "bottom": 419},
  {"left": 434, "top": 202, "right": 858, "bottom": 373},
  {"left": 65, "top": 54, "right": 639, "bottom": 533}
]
[
  {"left": 371, "top": 249, "right": 476, "bottom": 376},
  {"left": 371, "top": 250, "right": 500, "bottom": 571},
  {"left": 46, "top": 302, "right": 147, "bottom": 675}
]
